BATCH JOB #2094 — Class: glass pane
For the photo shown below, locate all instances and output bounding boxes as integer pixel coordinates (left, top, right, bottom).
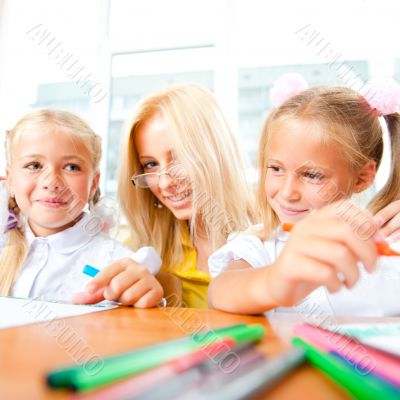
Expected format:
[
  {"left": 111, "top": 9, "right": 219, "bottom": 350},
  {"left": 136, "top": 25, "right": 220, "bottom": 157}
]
[{"left": 31, "top": 82, "right": 90, "bottom": 119}]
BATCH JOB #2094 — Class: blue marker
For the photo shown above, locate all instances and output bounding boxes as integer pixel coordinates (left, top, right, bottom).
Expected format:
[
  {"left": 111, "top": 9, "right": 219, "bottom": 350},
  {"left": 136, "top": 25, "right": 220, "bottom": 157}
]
[{"left": 82, "top": 264, "right": 100, "bottom": 277}]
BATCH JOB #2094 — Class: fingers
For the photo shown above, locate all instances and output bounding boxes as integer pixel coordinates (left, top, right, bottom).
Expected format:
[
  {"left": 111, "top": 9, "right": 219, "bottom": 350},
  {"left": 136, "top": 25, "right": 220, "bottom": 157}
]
[
  {"left": 386, "top": 228, "right": 400, "bottom": 243},
  {"left": 87, "top": 258, "right": 142, "bottom": 292},
  {"left": 134, "top": 286, "right": 164, "bottom": 308},
  {"left": 71, "top": 288, "right": 105, "bottom": 304},
  {"left": 289, "top": 257, "right": 343, "bottom": 293},
  {"left": 296, "top": 236, "right": 360, "bottom": 289},
  {"left": 272, "top": 255, "right": 343, "bottom": 306},
  {"left": 84, "top": 257, "right": 164, "bottom": 307},
  {"left": 275, "top": 202, "right": 380, "bottom": 305},
  {"left": 117, "top": 278, "right": 163, "bottom": 307},
  {"left": 376, "top": 211, "right": 400, "bottom": 240},
  {"left": 296, "top": 202, "right": 378, "bottom": 269},
  {"left": 311, "top": 217, "right": 377, "bottom": 273},
  {"left": 373, "top": 200, "right": 400, "bottom": 228},
  {"left": 103, "top": 266, "right": 147, "bottom": 301},
  {"left": 316, "top": 201, "right": 378, "bottom": 241}
]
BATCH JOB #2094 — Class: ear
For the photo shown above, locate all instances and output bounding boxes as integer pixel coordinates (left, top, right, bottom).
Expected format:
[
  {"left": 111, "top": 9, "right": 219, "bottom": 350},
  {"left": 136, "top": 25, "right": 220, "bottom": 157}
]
[
  {"left": 354, "top": 160, "right": 376, "bottom": 194},
  {"left": 89, "top": 170, "right": 100, "bottom": 198}
]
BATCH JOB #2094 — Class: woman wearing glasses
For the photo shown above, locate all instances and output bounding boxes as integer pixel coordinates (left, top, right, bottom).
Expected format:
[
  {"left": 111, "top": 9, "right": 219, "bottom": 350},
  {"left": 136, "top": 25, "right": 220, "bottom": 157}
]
[{"left": 117, "top": 84, "right": 256, "bottom": 308}]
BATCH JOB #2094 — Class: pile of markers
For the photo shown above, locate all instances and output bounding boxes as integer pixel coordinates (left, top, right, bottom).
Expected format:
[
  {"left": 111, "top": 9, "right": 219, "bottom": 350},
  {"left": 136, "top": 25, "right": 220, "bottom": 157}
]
[
  {"left": 47, "top": 323, "right": 304, "bottom": 400},
  {"left": 47, "top": 321, "right": 400, "bottom": 399}
]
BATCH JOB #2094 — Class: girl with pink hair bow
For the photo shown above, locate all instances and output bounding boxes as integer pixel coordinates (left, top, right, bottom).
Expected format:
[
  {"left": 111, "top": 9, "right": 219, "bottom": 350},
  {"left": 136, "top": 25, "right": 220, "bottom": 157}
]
[{"left": 209, "top": 74, "right": 400, "bottom": 317}]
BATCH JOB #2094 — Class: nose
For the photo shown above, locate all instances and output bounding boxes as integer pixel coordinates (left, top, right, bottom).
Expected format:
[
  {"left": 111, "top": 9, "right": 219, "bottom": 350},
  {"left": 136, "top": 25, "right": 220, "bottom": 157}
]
[
  {"left": 158, "top": 172, "right": 174, "bottom": 190},
  {"left": 40, "top": 167, "right": 65, "bottom": 191},
  {"left": 281, "top": 174, "right": 301, "bottom": 201}
]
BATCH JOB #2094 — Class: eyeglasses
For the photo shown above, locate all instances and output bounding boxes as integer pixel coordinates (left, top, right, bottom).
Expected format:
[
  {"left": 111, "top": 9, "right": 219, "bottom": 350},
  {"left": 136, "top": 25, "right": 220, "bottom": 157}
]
[{"left": 131, "top": 163, "right": 188, "bottom": 188}]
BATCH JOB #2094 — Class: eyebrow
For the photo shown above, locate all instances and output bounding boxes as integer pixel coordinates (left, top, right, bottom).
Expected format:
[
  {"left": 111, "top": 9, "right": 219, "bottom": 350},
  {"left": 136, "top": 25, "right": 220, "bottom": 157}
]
[
  {"left": 296, "top": 162, "right": 332, "bottom": 172},
  {"left": 19, "top": 154, "right": 88, "bottom": 162},
  {"left": 268, "top": 159, "right": 333, "bottom": 173},
  {"left": 138, "top": 155, "right": 153, "bottom": 161}
]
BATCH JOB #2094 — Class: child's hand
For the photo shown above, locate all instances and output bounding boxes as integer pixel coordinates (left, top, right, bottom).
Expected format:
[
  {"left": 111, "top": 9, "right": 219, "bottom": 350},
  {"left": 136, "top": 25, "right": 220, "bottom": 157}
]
[
  {"left": 373, "top": 200, "right": 400, "bottom": 242},
  {"left": 267, "top": 202, "right": 379, "bottom": 307},
  {"left": 72, "top": 258, "right": 164, "bottom": 307}
]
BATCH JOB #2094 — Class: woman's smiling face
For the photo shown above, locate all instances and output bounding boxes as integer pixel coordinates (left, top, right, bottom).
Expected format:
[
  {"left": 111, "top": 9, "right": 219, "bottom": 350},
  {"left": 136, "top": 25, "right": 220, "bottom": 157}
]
[{"left": 134, "top": 113, "right": 193, "bottom": 220}]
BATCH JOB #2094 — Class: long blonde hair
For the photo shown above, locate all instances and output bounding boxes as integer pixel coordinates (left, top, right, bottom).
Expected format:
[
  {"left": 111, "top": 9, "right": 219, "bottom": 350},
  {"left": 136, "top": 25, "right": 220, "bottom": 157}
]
[
  {"left": 0, "top": 109, "right": 102, "bottom": 295},
  {"left": 118, "top": 84, "right": 256, "bottom": 269},
  {"left": 258, "top": 86, "right": 400, "bottom": 239}
]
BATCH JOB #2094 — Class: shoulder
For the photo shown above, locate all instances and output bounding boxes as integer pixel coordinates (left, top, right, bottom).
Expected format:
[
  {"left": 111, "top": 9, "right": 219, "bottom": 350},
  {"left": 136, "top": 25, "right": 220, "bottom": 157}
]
[{"left": 208, "top": 225, "right": 276, "bottom": 277}]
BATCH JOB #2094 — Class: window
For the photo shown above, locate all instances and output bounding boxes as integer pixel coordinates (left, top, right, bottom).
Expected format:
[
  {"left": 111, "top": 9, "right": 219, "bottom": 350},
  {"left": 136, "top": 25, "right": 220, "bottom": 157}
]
[{"left": 1, "top": 0, "right": 400, "bottom": 202}]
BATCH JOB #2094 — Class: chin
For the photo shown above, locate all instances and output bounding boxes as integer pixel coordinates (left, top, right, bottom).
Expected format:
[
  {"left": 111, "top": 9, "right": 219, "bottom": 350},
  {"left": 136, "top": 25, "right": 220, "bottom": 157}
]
[
  {"left": 170, "top": 208, "right": 192, "bottom": 221},
  {"left": 278, "top": 212, "right": 310, "bottom": 223}
]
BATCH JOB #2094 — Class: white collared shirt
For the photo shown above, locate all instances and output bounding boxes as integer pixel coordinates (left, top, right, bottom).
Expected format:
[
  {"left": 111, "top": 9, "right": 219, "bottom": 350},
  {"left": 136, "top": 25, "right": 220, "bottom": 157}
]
[{"left": 0, "top": 213, "right": 161, "bottom": 302}]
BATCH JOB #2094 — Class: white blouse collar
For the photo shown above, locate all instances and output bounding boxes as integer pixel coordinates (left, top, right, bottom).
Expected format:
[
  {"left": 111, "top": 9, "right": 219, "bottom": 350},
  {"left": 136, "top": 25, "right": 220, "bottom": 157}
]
[{"left": 25, "top": 212, "right": 98, "bottom": 254}]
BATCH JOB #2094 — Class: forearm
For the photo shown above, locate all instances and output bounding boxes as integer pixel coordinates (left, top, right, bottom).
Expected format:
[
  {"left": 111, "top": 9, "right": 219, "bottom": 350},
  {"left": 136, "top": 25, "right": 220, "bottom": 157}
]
[{"left": 208, "top": 266, "right": 278, "bottom": 314}]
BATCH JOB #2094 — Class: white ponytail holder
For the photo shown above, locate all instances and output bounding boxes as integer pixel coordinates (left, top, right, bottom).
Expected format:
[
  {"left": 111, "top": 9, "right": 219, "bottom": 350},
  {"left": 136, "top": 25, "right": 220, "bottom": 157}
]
[
  {"left": 374, "top": 116, "right": 392, "bottom": 192},
  {"left": 90, "top": 197, "right": 120, "bottom": 238}
]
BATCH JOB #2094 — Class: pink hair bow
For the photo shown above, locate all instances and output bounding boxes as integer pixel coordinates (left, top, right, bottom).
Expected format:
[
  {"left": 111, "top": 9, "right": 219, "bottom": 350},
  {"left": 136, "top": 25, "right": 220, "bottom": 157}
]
[
  {"left": 270, "top": 73, "right": 308, "bottom": 108},
  {"left": 361, "top": 78, "right": 400, "bottom": 116}
]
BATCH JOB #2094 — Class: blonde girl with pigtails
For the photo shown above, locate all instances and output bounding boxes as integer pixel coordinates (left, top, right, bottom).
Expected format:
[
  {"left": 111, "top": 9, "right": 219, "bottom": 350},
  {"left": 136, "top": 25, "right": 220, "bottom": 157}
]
[
  {"left": 209, "top": 74, "right": 400, "bottom": 316},
  {"left": 0, "top": 109, "right": 163, "bottom": 306}
]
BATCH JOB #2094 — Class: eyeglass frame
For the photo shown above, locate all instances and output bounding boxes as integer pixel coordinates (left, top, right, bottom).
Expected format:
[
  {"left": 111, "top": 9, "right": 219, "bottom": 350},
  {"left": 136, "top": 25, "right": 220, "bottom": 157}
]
[{"left": 130, "top": 163, "right": 188, "bottom": 188}]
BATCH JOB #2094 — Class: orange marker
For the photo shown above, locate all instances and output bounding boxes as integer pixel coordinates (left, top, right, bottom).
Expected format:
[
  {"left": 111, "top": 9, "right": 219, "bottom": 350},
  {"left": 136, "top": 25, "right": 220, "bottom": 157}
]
[{"left": 282, "top": 223, "right": 400, "bottom": 256}]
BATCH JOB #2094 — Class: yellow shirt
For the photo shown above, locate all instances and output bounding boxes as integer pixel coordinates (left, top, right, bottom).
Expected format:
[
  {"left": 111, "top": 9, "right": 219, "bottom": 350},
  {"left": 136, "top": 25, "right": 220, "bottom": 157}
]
[
  {"left": 163, "top": 239, "right": 211, "bottom": 309},
  {"left": 123, "top": 229, "right": 211, "bottom": 308}
]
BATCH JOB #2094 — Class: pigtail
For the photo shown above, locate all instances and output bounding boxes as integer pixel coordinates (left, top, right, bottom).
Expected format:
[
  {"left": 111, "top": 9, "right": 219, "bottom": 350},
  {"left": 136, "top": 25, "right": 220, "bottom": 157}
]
[
  {"left": 369, "top": 113, "right": 400, "bottom": 214},
  {"left": 89, "top": 187, "right": 101, "bottom": 210},
  {"left": 0, "top": 198, "right": 28, "bottom": 295}
]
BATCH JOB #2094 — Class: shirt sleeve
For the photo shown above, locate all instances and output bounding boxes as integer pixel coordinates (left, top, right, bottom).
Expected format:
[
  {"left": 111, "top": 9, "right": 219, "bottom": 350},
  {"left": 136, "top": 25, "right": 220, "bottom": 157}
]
[
  {"left": 208, "top": 233, "right": 273, "bottom": 278},
  {"left": 108, "top": 239, "right": 162, "bottom": 275}
]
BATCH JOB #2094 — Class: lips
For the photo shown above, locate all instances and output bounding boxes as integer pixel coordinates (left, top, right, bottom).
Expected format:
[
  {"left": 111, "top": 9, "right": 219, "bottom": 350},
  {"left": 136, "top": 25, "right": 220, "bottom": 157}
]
[
  {"left": 279, "top": 204, "right": 309, "bottom": 217},
  {"left": 162, "top": 189, "right": 192, "bottom": 209},
  {"left": 37, "top": 198, "right": 68, "bottom": 208}
]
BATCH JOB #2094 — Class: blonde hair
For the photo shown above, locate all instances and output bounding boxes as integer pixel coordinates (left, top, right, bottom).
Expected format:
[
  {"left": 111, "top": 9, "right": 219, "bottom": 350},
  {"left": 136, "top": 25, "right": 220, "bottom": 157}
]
[
  {"left": 118, "top": 84, "right": 256, "bottom": 269},
  {"left": 258, "top": 86, "right": 400, "bottom": 239},
  {"left": 0, "top": 109, "right": 102, "bottom": 295}
]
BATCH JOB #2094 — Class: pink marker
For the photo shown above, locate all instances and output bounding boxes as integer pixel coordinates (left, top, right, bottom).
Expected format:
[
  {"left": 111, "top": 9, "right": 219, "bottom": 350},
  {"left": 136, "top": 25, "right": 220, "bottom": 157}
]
[{"left": 293, "top": 323, "right": 400, "bottom": 387}]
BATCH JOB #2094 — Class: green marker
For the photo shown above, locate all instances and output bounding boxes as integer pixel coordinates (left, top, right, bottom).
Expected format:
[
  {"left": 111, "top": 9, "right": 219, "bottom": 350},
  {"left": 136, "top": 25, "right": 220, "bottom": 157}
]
[
  {"left": 292, "top": 338, "right": 400, "bottom": 400},
  {"left": 48, "top": 323, "right": 265, "bottom": 391},
  {"left": 47, "top": 324, "right": 248, "bottom": 388}
]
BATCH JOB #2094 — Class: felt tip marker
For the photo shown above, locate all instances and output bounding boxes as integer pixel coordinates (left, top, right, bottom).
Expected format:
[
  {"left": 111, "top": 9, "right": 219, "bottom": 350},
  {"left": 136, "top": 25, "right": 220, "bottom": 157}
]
[{"left": 82, "top": 264, "right": 100, "bottom": 278}]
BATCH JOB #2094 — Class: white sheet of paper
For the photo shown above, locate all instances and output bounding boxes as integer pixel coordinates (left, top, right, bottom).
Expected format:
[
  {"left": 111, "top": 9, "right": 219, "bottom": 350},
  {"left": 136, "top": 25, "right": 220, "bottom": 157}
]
[
  {"left": 0, "top": 296, "right": 116, "bottom": 329},
  {"left": 331, "top": 323, "right": 400, "bottom": 357}
]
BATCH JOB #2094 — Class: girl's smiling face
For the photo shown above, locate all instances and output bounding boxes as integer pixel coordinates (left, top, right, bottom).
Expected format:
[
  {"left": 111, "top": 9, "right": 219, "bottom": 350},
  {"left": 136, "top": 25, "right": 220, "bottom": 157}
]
[
  {"left": 7, "top": 125, "right": 99, "bottom": 237},
  {"left": 265, "top": 118, "right": 355, "bottom": 223},
  {"left": 134, "top": 113, "right": 193, "bottom": 221}
]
